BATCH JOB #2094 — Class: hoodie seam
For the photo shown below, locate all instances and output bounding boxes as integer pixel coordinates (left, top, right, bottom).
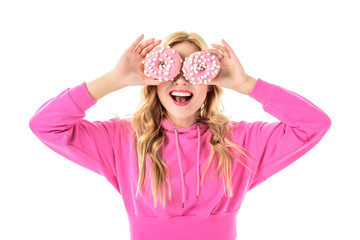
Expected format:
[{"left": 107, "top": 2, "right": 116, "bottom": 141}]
[
  {"left": 265, "top": 86, "right": 299, "bottom": 127},
  {"left": 127, "top": 210, "right": 239, "bottom": 218},
  {"left": 65, "top": 124, "right": 118, "bottom": 181}
]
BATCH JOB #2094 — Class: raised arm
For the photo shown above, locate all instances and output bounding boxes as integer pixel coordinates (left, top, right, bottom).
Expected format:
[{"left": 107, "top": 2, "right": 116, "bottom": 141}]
[{"left": 28, "top": 34, "right": 164, "bottom": 194}]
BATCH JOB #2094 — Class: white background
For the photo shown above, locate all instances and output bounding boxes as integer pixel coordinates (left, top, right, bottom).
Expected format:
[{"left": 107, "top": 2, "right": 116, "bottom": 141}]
[{"left": 1, "top": 0, "right": 358, "bottom": 239}]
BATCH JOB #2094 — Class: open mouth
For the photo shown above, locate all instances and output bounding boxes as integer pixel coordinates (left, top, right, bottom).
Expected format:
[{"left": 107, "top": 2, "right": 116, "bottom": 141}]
[{"left": 169, "top": 93, "right": 193, "bottom": 103}]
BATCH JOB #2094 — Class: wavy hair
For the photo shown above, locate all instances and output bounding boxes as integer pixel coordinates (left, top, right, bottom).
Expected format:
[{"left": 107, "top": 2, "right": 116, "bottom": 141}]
[{"left": 118, "top": 31, "right": 255, "bottom": 208}]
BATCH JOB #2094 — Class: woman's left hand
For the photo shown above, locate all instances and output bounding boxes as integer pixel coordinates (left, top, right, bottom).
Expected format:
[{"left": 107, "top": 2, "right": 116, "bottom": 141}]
[{"left": 204, "top": 39, "right": 255, "bottom": 94}]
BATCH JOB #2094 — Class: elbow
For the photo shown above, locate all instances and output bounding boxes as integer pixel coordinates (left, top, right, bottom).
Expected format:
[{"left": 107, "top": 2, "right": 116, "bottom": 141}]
[
  {"left": 321, "top": 114, "right": 332, "bottom": 131},
  {"left": 314, "top": 114, "right": 332, "bottom": 139},
  {"left": 29, "top": 115, "right": 45, "bottom": 136},
  {"left": 306, "top": 114, "right": 332, "bottom": 141},
  {"left": 315, "top": 111, "right": 332, "bottom": 131},
  {"left": 29, "top": 116, "right": 38, "bottom": 134}
]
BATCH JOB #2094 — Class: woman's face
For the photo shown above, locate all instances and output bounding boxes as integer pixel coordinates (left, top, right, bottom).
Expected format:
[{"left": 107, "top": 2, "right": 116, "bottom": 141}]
[{"left": 156, "top": 41, "right": 210, "bottom": 128}]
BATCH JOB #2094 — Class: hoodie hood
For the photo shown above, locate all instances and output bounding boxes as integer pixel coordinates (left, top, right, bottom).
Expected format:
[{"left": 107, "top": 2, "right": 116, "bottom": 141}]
[{"left": 161, "top": 117, "right": 209, "bottom": 208}]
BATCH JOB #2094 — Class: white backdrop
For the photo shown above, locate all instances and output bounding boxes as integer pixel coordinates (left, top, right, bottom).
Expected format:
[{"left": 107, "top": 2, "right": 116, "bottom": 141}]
[{"left": 1, "top": 0, "right": 358, "bottom": 239}]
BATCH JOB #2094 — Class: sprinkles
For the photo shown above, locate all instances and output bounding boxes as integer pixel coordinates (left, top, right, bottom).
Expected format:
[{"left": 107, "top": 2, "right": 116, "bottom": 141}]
[
  {"left": 143, "top": 46, "right": 182, "bottom": 81},
  {"left": 182, "top": 50, "right": 221, "bottom": 84}
]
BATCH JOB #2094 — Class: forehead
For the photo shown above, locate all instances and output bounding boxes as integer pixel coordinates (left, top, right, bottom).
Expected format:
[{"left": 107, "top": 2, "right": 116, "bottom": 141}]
[{"left": 171, "top": 41, "right": 201, "bottom": 60}]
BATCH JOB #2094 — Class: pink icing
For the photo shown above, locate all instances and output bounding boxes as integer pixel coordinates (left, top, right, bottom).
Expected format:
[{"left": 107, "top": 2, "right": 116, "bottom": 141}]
[
  {"left": 142, "top": 46, "right": 182, "bottom": 81},
  {"left": 182, "top": 51, "right": 221, "bottom": 84}
]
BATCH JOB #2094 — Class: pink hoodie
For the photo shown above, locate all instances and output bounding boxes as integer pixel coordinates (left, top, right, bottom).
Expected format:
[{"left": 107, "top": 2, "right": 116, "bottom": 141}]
[{"left": 29, "top": 78, "right": 331, "bottom": 240}]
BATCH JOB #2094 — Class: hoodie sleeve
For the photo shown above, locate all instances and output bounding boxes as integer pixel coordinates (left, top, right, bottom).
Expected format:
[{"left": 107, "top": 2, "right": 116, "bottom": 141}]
[
  {"left": 29, "top": 82, "right": 121, "bottom": 194},
  {"left": 245, "top": 78, "right": 332, "bottom": 191}
]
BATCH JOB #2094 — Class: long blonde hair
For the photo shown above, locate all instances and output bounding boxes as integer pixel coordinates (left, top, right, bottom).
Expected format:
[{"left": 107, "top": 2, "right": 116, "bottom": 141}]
[{"left": 118, "top": 31, "right": 255, "bottom": 208}]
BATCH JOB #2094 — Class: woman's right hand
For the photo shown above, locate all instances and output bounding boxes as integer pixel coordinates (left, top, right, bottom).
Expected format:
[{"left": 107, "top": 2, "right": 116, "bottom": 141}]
[{"left": 109, "top": 34, "right": 163, "bottom": 89}]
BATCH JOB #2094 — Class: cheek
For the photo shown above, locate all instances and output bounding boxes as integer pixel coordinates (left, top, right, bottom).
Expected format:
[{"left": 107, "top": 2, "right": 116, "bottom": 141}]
[
  {"left": 197, "top": 87, "right": 209, "bottom": 100},
  {"left": 156, "top": 86, "right": 167, "bottom": 101},
  {"left": 157, "top": 92, "right": 166, "bottom": 104},
  {"left": 157, "top": 90, "right": 171, "bottom": 107}
]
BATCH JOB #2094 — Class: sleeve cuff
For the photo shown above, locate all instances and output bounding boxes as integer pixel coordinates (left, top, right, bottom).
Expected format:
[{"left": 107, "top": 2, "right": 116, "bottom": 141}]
[
  {"left": 68, "top": 82, "right": 97, "bottom": 112},
  {"left": 248, "top": 78, "right": 277, "bottom": 106}
]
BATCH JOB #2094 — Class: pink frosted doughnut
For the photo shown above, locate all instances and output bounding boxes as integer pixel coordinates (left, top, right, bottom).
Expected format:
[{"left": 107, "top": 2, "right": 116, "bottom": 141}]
[
  {"left": 142, "top": 46, "right": 182, "bottom": 81},
  {"left": 182, "top": 50, "right": 221, "bottom": 84}
]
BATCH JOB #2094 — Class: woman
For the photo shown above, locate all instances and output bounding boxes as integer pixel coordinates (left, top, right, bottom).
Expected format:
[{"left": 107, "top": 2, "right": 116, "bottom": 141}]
[{"left": 29, "top": 31, "right": 332, "bottom": 240}]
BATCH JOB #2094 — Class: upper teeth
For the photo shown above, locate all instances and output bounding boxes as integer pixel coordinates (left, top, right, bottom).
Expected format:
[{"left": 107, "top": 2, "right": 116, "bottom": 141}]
[{"left": 170, "top": 92, "right": 192, "bottom": 97}]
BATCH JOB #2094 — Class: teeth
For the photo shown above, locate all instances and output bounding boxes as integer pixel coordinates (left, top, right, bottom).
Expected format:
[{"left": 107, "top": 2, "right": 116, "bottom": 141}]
[{"left": 170, "top": 92, "right": 192, "bottom": 97}]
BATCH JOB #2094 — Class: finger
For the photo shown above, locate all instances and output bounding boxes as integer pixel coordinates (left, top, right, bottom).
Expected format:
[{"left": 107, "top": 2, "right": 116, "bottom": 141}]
[
  {"left": 129, "top": 34, "right": 145, "bottom": 52},
  {"left": 203, "top": 48, "right": 224, "bottom": 61},
  {"left": 221, "top": 39, "right": 236, "bottom": 58},
  {"left": 140, "top": 39, "right": 162, "bottom": 56},
  {"left": 211, "top": 44, "right": 230, "bottom": 58},
  {"left": 134, "top": 38, "right": 155, "bottom": 53}
]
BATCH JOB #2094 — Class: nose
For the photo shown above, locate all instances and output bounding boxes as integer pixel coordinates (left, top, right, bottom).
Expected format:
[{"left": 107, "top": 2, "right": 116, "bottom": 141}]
[{"left": 172, "top": 72, "right": 189, "bottom": 85}]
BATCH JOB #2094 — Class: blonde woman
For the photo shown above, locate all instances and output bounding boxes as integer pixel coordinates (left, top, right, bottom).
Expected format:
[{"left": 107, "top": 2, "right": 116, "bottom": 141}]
[{"left": 29, "top": 31, "right": 332, "bottom": 240}]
